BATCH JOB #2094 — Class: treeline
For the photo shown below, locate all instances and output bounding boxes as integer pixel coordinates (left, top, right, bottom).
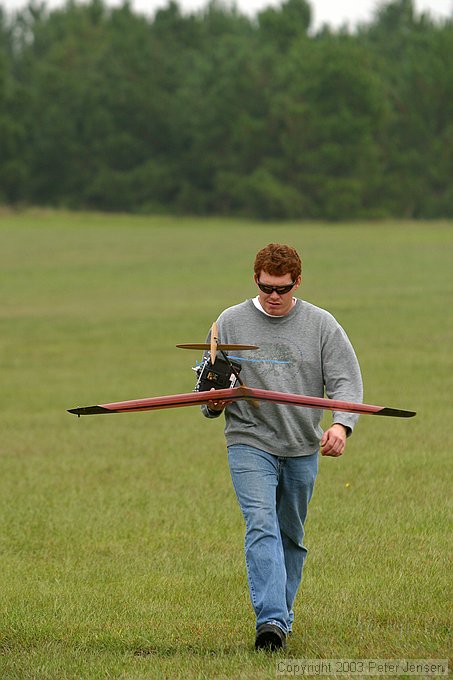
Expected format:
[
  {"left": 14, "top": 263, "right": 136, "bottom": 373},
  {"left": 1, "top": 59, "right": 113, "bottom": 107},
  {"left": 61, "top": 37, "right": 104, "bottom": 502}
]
[{"left": 1, "top": 0, "right": 452, "bottom": 219}]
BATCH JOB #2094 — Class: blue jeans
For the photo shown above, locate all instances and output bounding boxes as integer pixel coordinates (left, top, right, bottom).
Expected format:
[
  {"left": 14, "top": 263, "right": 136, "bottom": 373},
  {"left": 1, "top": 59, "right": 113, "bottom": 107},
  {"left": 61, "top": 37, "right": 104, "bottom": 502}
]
[{"left": 228, "top": 445, "right": 318, "bottom": 634}]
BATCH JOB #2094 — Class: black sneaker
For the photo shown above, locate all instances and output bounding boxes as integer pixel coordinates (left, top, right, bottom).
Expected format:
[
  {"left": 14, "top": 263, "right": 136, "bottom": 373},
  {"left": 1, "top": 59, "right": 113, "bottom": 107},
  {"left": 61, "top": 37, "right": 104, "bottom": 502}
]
[{"left": 255, "top": 623, "right": 286, "bottom": 651}]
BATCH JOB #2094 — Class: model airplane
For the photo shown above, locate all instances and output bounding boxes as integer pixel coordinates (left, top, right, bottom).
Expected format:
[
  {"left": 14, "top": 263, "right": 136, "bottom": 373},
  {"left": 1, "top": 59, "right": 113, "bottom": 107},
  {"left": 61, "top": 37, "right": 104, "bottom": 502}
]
[{"left": 68, "top": 323, "right": 416, "bottom": 419}]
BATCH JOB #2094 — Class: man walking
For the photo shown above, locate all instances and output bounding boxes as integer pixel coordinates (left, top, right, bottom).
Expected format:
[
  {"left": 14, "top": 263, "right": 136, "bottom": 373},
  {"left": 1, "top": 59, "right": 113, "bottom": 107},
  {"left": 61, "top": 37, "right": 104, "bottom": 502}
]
[{"left": 203, "top": 243, "right": 363, "bottom": 650}]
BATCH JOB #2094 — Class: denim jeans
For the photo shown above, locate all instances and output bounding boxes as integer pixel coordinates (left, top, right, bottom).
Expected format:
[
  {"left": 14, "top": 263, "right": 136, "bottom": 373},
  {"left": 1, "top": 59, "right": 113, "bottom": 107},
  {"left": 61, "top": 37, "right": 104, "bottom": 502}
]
[{"left": 228, "top": 444, "right": 318, "bottom": 634}]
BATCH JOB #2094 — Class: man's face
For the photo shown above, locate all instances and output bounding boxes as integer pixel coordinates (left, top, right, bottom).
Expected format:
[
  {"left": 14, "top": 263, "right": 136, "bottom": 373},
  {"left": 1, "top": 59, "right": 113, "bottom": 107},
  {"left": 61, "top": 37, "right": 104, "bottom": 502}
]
[{"left": 254, "top": 271, "right": 301, "bottom": 316}]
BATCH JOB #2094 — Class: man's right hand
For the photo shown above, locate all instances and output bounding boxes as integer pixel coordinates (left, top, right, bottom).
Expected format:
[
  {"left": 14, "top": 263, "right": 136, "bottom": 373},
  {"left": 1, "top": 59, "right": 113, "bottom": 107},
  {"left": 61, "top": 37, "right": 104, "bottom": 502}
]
[{"left": 207, "top": 388, "right": 227, "bottom": 412}]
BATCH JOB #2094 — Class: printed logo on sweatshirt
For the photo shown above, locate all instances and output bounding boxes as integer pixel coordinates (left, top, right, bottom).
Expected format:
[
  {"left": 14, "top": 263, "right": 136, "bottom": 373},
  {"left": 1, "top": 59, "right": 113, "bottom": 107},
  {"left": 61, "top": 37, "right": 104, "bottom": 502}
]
[{"left": 231, "top": 338, "right": 302, "bottom": 379}]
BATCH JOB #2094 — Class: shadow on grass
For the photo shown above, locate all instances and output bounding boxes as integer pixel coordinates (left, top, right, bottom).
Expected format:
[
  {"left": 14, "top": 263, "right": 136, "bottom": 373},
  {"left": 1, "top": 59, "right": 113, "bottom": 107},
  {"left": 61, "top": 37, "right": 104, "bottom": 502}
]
[{"left": 132, "top": 642, "right": 254, "bottom": 658}]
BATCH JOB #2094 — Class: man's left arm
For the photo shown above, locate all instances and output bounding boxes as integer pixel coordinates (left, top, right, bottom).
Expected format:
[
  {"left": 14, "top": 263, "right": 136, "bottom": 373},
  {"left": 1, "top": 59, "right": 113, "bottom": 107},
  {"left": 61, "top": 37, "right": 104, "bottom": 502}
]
[{"left": 322, "top": 323, "right": 363, "bottom": 457}]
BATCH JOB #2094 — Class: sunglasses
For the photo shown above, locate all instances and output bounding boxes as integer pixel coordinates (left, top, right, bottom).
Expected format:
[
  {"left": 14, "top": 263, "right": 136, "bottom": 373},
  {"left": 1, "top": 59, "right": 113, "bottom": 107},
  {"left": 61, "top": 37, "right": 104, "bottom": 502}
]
[{"left": 257, "top": 281, "right": 296, "bottom": 295}]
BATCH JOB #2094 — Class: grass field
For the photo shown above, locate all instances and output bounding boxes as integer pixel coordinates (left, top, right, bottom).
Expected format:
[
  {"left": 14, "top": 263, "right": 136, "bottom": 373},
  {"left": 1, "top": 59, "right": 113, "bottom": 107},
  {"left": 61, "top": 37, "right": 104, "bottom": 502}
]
[{"left": 0, "top": 210, "right": 452, "bottom": 679}]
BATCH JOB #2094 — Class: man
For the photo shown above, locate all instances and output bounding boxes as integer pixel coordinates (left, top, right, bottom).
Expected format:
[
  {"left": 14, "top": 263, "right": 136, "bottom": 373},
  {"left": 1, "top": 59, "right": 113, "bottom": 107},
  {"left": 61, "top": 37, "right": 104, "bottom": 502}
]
[{"left": 202, "top": 243, "right": 363, "bottom": 650}]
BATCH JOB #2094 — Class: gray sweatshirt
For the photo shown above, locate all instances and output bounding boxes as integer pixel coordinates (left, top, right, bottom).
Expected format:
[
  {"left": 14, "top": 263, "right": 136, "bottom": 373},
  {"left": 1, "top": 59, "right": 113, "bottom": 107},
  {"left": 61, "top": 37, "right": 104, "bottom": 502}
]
[{"left": 202, "top": 298, "right": 363, "bottom": 457}]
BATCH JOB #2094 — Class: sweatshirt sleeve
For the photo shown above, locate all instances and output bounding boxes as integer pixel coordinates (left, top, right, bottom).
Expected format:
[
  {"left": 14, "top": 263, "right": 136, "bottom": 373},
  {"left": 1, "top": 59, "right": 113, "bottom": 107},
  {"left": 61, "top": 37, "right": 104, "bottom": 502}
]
[{"left": 321, "top": 322, "right": 363, "bottom": 435}]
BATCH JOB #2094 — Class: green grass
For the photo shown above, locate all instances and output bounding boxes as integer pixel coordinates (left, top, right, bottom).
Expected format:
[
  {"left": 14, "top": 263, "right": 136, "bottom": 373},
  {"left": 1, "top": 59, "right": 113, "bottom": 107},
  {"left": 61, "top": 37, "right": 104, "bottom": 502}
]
[{"left": 0, "top": 209, "right": 452, "bottom": 679}]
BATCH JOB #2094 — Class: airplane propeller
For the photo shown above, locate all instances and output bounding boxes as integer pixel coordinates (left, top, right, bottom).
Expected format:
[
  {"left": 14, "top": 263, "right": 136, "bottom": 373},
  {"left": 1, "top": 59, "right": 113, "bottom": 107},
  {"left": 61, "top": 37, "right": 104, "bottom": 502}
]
[{"left": 210, "top": 321, "right": 218, "bottom": 365}]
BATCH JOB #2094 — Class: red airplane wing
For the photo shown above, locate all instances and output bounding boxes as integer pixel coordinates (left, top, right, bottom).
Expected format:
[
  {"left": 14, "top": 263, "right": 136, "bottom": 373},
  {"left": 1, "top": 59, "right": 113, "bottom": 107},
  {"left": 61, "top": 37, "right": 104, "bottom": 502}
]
[{"left": 68, "top": 386, "right": 415, "bottom": 418}]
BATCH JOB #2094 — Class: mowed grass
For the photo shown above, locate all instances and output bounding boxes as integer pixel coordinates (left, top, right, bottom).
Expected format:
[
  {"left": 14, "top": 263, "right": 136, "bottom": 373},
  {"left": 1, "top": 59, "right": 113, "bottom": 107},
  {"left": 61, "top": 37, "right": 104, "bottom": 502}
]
[{"left": 0, "top": 210, "right": 452, "bottom": 679}]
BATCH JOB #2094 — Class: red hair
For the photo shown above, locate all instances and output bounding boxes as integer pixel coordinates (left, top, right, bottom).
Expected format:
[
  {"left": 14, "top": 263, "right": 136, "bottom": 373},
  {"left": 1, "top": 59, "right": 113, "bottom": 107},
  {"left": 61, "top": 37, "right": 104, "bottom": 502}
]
[{"left": 254, "top": 243, "right": 302, "bottom": 280}]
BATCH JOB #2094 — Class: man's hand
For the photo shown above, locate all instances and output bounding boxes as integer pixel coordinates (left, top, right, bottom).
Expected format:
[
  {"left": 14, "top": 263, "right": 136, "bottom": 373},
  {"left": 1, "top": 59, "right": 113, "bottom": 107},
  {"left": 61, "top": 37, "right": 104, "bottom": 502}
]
[
  {"left": 320, "top": 424, "right": 348, "bottom": 457},
  {"left": 207, "top": 388, "right": 227, "bottom": 413}
]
